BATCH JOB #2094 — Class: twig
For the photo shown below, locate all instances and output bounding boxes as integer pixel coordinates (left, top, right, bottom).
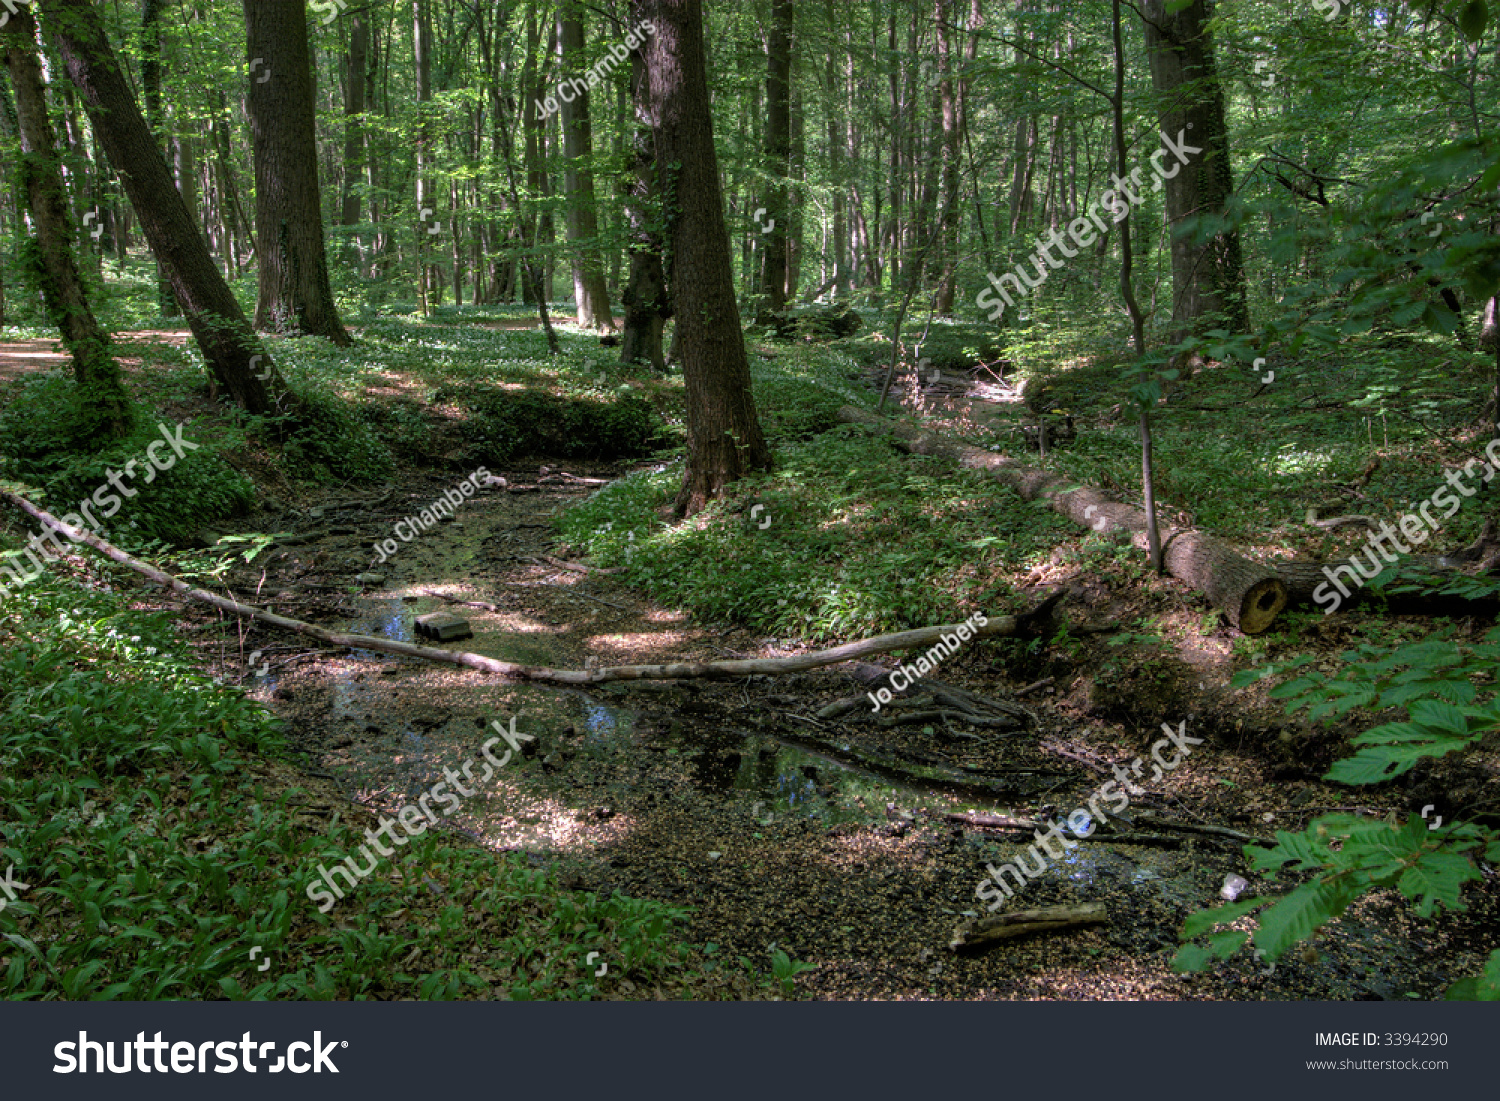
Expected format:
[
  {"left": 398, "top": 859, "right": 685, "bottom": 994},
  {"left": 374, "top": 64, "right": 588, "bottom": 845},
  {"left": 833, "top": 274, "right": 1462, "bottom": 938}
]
[
  {"left": 1014, "top": 676, "right": 1054, "bottom": 697},
  {"left": 0, "top": 486, "right": 1040, "bottom": 686},
  {"left": 1131, "top": 812, "right": 1266, "bottom": 844},
  {"left": 421, "top": 588, "right": 502, "bottom": 613}
]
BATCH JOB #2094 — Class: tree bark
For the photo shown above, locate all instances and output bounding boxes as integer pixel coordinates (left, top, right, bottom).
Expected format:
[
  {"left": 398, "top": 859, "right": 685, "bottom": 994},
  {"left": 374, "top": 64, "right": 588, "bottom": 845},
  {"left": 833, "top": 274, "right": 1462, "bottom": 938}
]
[
  {"left": 243, "top": 0, "right": 348, "bottom": 344},
  {"left": 339, "top": 4, "right": 370, "bottom": 265},
  {"left": 645, "top": 0, "right": 772, "bottom": 515},
  {"left": 556, "top": 2, "right": 615, "bottom": 330},
  {"left": 2, "top": 3, "right": 130, "bottom": 439},
  {"left": 837, "top": 406, "right": 1288, "bottom": 633},
  {"left": 37, "top": 0, "right": 288, "bottom": 415},
  {"left": 620, "top": 0, "right": 671, "bottom": 371},
  {"left": 757, "top": 0, "right": 792, "bottom": 313},
  {"left": 138, "top": 0, "right": 178, "bottom": 317},
  {"left": 1141, "top": 0, "right": 1250, "bottom": 341}
]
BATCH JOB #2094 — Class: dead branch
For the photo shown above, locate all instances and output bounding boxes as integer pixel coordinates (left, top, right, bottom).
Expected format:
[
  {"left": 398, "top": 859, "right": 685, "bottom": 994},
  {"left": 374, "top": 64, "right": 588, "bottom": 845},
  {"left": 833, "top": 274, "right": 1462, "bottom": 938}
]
[
  {"left": 0, "top": 489, "right": 1047, "bottom": 686},
  {"left": 949, "top": 903, "right": 1107, "bottom": 951}
]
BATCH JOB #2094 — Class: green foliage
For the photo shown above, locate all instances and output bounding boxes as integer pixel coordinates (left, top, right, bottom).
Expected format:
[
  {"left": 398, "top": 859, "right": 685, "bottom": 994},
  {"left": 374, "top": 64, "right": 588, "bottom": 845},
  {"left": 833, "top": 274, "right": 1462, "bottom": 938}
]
[
  {"left": 448, "top": 384, "right": 664, "bottom": 465},
  {"left": 559, "top": 415, "right": 1068, "bottom": 640},
  {"left": 0, "top": 372, "right": 115, "bottom": 465},
  {"left": 769, "top": 946, "right": 816, "bottom": 997},
  {"left": 0, "top": 373, "right": 253, "bottom": 544},
  {"left": 276, "top": 384, "right": 393, "bottom": 485},
  {"left": 1177, "top": 622, "right": 1500, "bottom": 995},
  {"left": 0, "top": 572, "right": 700, "bottom": 1000}
]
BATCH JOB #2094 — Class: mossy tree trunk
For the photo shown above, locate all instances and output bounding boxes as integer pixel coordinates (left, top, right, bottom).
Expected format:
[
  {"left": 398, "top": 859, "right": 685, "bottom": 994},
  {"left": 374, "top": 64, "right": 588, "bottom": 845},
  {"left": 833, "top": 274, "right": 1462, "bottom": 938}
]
[{"left": 2, "top": 4, "right": 130, "bottom": 440}]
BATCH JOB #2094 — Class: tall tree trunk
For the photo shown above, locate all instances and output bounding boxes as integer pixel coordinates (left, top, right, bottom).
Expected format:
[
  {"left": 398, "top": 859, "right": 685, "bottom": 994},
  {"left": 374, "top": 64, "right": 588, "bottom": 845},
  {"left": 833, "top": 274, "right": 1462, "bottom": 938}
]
[
  {"left": 1141, "top": 0, "right": 1249, "bottom": 342},
  {"left": 644, "top": 0, "right": 771, "bottom": 515},
  {"left": 37, "top": 0, "right": 288, "bottom": 414},
  {"left": 340, "top": 4, "right": 369, "bottom": 265},
  {"left": 1113, "top": 0, "right": 1159, "bottom": 573},
  {"left": 621, "top": 0, "right": 671, "bottom": 371},
  {"left": 413, "top": 0, "right": 434, "bottom": 314},
  {"left": 2, "top": 4, "right": 129, "bottom": 439},
  {"left": 556, "top": 2, "right": 615, "bottom": 330},
  {"left": 757, "top": 0, "right": 792, "bottom": 313},
  {"left": 825, "top": 3, "right": 848, "bottom": 299},
  {"left": 933, "top": 0, "right": 959, "bottom": 315},
  {"left": 138, "top": 0, "right": 177, "bottom": 317},
  {"left": 786, "top": 82, "right": 803, "bottom": 301},
  {"left": 245, "top": 0, "right": 350, "bottom": 344}
]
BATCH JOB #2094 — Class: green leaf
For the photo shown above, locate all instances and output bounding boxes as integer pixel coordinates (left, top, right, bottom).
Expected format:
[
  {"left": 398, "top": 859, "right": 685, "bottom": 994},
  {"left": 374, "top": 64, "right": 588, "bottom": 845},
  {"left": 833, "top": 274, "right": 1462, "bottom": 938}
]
[
  {"left": 1181, "top": 897, "right": 1261, "bottom": 937},
  {"left": 1397, "top": 852, "right": 1483, "bottom": 916},
  {"left": 1458, "top": 0, "right": 1489, "bottom": 40},
  {"left": 1171, "top": 944, "right": 1218, "bottom": 972},
  {"left": 1407, "top": 699, "right": 1469, "bottom": 734},
  {"left": 1253, "top": 876, "right": 1364, "bottom": 960}
]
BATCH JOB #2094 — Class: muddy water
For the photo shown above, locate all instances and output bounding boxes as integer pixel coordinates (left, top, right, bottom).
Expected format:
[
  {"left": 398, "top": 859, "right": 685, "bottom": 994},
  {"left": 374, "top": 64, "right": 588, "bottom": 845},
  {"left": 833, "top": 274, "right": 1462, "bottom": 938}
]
[{"left": 291, "top": 589, "right": 1184, "bottom": 904}]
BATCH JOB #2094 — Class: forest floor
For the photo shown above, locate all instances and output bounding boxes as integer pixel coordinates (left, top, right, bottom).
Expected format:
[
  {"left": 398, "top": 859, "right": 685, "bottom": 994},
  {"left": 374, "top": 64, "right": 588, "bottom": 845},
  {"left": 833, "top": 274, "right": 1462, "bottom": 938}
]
[
  {"left": 3, "top": 326, "right": 1496, "bottom": 1000},
  {"left": 182, "top": 451, "right": 1498, "bottom": 1000}
]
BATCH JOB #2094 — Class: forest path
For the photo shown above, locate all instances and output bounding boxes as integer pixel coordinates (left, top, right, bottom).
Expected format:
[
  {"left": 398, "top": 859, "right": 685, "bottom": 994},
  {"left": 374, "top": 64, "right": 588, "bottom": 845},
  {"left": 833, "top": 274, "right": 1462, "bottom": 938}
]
[{"left": 0, "top": 331, "right": 193, "bottom": 384}]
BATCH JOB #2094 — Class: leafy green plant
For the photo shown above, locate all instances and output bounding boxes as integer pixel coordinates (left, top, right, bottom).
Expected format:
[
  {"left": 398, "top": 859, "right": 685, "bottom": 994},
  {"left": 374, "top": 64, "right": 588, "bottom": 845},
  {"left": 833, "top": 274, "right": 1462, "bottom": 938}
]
[
  {"left": 1175, "top": 622, "right": 1500, "bottom": 996},
  {"left": 770, "top": 947, "right": 815, "bottom": 997}
]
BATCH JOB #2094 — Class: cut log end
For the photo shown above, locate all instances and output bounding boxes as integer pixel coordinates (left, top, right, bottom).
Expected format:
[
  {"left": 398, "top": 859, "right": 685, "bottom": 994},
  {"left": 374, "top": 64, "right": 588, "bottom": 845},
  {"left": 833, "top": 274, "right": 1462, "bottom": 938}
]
[{"left": 1236, "top": 577, "right": 1289, "bottom": 635}]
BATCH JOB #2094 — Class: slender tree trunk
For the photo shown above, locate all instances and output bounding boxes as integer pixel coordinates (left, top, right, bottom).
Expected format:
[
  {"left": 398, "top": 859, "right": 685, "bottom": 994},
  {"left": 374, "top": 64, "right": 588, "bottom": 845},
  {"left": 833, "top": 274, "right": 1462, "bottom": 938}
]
[
  {"left": 413, "top": 0, "right": 433, "bottom": 314},
  {"left": 37, "top": 0, "right": 288, "bottom": 414},
  {"left": 621, "top": 0, "right": 671, "bottom": 371},
  {"left": 2, "top": 4, "right": 129, "bottom": 439},
  {"left": 933, "top": 0, "right": 959, "bottom": 315},
  {"left": 644, "top": 0, "right": 771, "bottom": 514},
  {"left": 825, "top": 3, "right": 848, "bottom": 299},
  {"left": 757, "top": 0, "right": 792, "bottom": 313},
  {"left": 245, "top": 0, "right": 350, "bottom": 344},
  {"left": 1141, "top": 0, "right": 1249, "bottom": 341},
  {"left": 139, "top": 0, "right": 177, "bottom": 317},
  {"left": 1113, "top": 0, "right": 1159, "bottom": 572},
  {"left": 340, "top": 4, "right": 369, "bottom": 265},
  {"left": 556, "top": 2, "right": 615, "bottom": 330}
]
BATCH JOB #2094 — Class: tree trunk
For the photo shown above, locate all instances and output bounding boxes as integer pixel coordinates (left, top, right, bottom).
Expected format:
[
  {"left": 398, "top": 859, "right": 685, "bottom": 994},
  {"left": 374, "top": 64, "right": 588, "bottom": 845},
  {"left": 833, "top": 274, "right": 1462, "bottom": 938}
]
[
  {"left": 556, "top": 2, "right": 615, "bottom": 330},
  {"left": 413, "top": 0, "right": 434, "bottom": 313},
  {"left": 932, "top": 0, "right": 960, "bottom": 315},
  {"left": 621, "top": 0, "right": 671, "bottom": 371},
  {"left": 644, "top": 0, "right": 772, "bottom": 515},
  {"left": 837, "top": 406, "right": 1288, "bottom": 634},
  {"left": 1141, "top": 0, "right": 1250, "bottom": 340},
  {"left": 339, "top": 4, "right": 369, "bottom": 265},
  {"left": 244, "top": 0, "right": 348, "bottom": 344},
  {"left": 757, "top": 0, "right": 792, "bottom": 313},
  {"left": 37, "top": 0, "right": 288, "bottom": 414},
  {"left": 138, "top": 0, "right": 178, "bottom": 317},
  {"left": 2, "top": 4, "right": 130, "bottom": 439}
]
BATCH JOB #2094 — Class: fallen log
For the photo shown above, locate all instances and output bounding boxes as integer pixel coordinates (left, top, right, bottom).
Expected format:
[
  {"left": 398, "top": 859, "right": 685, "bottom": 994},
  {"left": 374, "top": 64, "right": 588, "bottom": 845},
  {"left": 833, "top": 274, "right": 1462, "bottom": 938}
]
[
  {"left": 0, "top": 489, "right": 1049, "bottom": 686},
  {"left": 838, "top": 406, "right": 1288, "bottom": 633},
  {"left": 949, "top": 903, "right": 1107, "bottom": 951}
]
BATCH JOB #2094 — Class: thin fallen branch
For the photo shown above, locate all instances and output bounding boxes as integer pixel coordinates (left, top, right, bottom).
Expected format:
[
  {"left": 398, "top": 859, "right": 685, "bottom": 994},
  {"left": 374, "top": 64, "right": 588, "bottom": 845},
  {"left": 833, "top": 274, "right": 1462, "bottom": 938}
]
[
  {"left": 941, "top": 811, "right": 1039, "bottom": 830},
  {"left": 0, "top": 489, "right": 1048, "bottom": 686},
  {"left": 535, "top": 555, "right": 622, "bottom": 575},
  {"left": 1132, "top": 812, "right": 1266, "bottom": 844},
  {"left": 949, "top": 903, "right": 1107, "bottom": 951},
  {"left": 422, "top": 588, "right": 503, "bottom": 613}
]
